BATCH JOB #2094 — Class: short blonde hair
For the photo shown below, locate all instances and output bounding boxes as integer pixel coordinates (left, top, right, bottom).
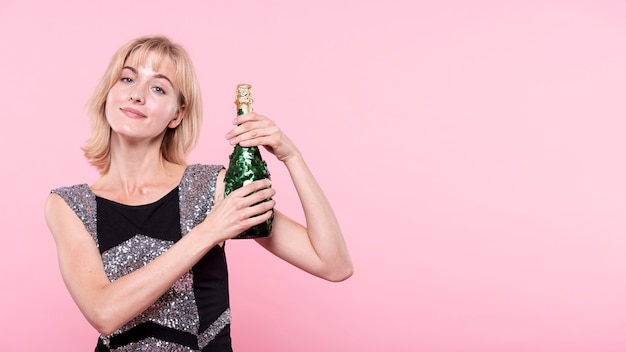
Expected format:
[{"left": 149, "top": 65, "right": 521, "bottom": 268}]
[{"left": 82, "top": 35, "right": 202, "bottom": 174}]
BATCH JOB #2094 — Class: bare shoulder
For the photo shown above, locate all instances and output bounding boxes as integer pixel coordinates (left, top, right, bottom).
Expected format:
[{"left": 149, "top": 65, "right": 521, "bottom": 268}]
[
  {"left": 44, "top": 192, "right": 69, "bottom": 227},
  {"left": 44, "top": 191, "right": 95, "bottom": 249}
]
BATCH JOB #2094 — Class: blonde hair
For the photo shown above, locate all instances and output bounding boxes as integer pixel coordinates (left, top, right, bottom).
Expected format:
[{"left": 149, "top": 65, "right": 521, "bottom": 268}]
[{"left": 82, "top": 35, "right": 202, "bottom": 174}]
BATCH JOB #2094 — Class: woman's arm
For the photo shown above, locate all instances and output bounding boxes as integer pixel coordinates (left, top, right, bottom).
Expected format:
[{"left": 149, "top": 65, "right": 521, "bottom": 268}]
[
  {"left": 44, "top": 179, "right": 274, "bottom": 335},
  {"left": 226, "top": 112, "right": 354, "bottom": 282}
]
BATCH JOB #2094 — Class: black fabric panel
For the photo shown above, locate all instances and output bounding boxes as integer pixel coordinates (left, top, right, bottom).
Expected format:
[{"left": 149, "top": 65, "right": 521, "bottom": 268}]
[
  {"left": 193, "top": 244, "right": 231, "bottom": 333},
  {"left": 96, "top": 188, "right": 181, "bottom": 253}
]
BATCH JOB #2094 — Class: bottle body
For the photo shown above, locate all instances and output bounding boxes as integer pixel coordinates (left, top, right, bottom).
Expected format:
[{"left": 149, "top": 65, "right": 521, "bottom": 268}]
[{"left": 224, "top": 84, "right": 274, "bottom": 239}]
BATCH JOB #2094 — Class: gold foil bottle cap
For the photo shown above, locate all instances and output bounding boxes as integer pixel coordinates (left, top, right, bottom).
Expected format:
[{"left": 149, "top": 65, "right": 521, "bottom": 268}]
[{"left": 235, "top": 83, "right": 253, "bottom": 107}]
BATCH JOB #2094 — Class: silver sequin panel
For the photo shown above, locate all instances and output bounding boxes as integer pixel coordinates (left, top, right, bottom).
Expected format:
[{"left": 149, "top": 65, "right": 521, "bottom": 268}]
[
  {"left": 101, "top": 234, "right": 199, "bottom": 338},
  {"left": 105, "top": 308, "right": 231, "bottom": 351},
  {"left": 199, "top": 308, "right": 232, "bottom": 349},
  {"left": 51, "top": 183, "right": 98, "bottom": 246},
  {"left": 179, "top": 164, "right": 223, "bottom": 235}
]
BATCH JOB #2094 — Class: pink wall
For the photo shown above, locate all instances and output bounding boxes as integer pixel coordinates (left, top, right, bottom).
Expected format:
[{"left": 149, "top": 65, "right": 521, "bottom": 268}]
[{"left": 2, "top": 0, "right": 626, "bottom": 351}]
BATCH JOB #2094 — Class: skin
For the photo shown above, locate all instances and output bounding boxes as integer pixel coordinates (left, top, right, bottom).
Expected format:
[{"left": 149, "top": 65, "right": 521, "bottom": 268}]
[{"left": 44, "top": 52, "right": 353, "bottom": 336}]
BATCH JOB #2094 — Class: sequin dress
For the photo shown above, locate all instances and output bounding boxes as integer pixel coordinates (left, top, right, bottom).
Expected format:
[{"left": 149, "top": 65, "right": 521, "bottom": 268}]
[{"left": 51, "top": 164, "right": 233, "bottom": 352}]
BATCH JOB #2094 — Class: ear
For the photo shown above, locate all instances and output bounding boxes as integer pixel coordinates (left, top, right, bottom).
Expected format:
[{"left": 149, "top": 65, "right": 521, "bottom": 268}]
[{"left": 168, "top": 105, "right": 185, "bottom": 128}]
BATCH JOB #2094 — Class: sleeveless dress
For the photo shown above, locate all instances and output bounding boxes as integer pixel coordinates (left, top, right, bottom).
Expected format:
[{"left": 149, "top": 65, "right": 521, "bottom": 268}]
[{"left": 51, "top": 164, "right": 232, "bottom": 352}]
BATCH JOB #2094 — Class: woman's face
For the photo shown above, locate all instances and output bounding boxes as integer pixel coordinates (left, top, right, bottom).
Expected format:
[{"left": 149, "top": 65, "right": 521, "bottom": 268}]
[{"left": 105, "top": 52, "right": 182, "bottom": 143}]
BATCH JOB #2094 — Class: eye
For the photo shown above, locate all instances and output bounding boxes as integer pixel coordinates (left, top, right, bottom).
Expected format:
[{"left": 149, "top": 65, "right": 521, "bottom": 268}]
[
  {"left": 121, "top": 77, "right": 134, "bottom": 84},
  {"left": 153, "top": 86, "right": 166, "bottom": 94}
]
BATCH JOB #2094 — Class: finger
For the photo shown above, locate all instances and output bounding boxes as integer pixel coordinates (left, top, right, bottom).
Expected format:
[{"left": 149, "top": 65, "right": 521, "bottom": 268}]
[
  {"left": 236, "top": 179, "right": 272, "bottom": 196},
  {"left": 236, "top": 208, "right": 274, "bottom": 234},
  {"left": 226, "top": 121, "right": 270, "bottom": 144},
  {"left": 232, "top": 113, "right": 257, "bottom": 128},
  {"left": 247, "top": 187, "right": 275, "bottom": 204},
  {"left": 242, "top": 200, "right": 275, "bottom": 221},
  {"left": 237, "top": 125, "right": 281, "bottom": 147},
  {"left": 232, "top": 114, "right": 275, "bottom": 135},
  {"left": 233, "top": 112, "right": 265, "bottom": 125},
  {"left": 246, "top": 180, "right": 274, "bottom": 194},
  {"left": 232, "top": 198, "right": 274, "bottom": 228},
  {"left": 244, "top": 188, "right": 276, "bottom": 207}
]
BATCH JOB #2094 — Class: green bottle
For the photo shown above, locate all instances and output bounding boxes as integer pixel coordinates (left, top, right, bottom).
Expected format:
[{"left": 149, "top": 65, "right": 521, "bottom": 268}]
[{"left": 224, "top": 84, "right": 273, "bottom": 239}]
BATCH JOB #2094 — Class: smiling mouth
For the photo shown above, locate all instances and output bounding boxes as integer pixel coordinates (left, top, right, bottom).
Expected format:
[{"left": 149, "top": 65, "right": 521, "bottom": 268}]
[{"left": 120, "top": 107, "right": 146, "bottom": 119}]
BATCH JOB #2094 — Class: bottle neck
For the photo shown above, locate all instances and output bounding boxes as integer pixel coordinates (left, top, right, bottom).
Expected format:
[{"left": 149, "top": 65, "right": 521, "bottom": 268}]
[{"left": 237, "top": 104, "right": 252, "bottom": 116}]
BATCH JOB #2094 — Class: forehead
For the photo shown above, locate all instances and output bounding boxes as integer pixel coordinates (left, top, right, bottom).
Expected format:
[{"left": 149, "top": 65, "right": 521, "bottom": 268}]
[{"left": 123, "top": 49, "right": 178, "bottom": 83}]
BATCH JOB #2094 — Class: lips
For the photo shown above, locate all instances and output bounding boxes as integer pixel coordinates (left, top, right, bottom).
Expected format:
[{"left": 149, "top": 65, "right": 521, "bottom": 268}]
[{"left": 120, "top": 107, "right": 147, "bottom": 119}]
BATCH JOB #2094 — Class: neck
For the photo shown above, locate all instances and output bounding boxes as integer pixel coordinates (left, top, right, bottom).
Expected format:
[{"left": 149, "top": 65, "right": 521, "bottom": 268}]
[
  {"left": 106, "top": 130, "right": 171, "bottom": 179},
  {"left": 92, "top": 135, "right": 186, "bottom": 204}
]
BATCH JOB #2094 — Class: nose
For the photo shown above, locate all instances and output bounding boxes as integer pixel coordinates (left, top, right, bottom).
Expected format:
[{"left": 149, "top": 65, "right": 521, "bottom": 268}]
[
  {"left": 128, "top": 85, "right": 145, "bottom": 103},
  {"left": 129, "top": 92, "right": 143, "bottom": 103}
]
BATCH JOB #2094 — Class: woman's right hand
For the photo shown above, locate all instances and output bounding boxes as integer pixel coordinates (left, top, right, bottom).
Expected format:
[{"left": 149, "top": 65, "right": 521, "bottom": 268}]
[{"left": 199, "top": 178, "right": 275, "bottom": 243}]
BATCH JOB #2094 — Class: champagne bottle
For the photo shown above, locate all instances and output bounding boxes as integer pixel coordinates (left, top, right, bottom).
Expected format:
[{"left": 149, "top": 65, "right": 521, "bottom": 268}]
[{"left": 224, "top": 84, "right": 273, "bottom": 239}]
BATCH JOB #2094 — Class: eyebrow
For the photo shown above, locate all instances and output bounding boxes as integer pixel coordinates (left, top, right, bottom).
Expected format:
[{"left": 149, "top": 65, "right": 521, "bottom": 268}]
[{"left": 122, "top": 66, "right": 175, "bottom": 88}]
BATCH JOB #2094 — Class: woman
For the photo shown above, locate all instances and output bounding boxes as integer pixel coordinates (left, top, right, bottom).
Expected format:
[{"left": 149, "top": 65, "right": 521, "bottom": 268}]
[{"left": 44, "top": 35, "right": 353, "bottom": 352}]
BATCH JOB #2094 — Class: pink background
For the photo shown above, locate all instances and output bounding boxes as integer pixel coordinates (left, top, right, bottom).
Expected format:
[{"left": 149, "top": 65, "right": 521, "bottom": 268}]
[{"left": 1, "top": 0, "right": 626, "bottom": 351}]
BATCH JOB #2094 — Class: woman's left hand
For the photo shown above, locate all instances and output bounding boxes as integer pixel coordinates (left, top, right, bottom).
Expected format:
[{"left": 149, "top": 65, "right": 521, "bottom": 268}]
[
  {"left": 226, "top": 112, "right": 299, "bottom": 162},
  {"left": 226, "top": 112, "right": 353, "bottom": 282}
]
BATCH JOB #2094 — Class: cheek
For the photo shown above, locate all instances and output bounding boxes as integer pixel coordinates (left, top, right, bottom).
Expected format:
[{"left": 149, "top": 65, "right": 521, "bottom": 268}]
[
  {"left": 164, "top": 100, "right": 180, "bottom": 119},
  {"left": 165, "top": 103, "right": 182, "bottom": 128},
  {"left": 104, "top": 91, "right": 116, "bottom": 119}
]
